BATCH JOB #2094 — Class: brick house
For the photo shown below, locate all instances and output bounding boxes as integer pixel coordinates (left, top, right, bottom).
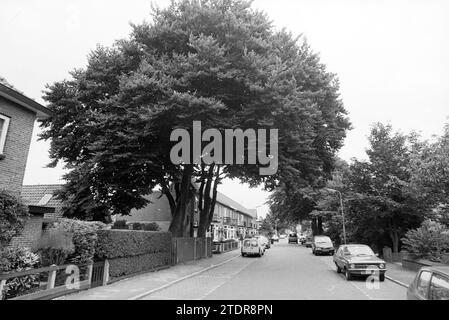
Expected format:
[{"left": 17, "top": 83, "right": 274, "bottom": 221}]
[
  {"left": 0, "top": 77, "right": 54, "bottom": 249},
  {"left": 118, "top": 186, "right": 259, "bottom": 240}
]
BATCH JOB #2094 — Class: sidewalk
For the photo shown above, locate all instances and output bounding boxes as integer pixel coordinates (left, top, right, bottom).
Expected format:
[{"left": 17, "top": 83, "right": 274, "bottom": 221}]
[
  {"left": 386, "top": 262, "right": 417, "bottom": 288},
  {"left": 56, "top": 250, "right": 240, "bottom": 300}
]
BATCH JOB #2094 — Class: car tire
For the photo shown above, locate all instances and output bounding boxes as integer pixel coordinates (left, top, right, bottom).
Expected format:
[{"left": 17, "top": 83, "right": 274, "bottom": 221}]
[
  {"left": 241, "top": 252, "right": 246, "bottom": 257},
  {"left": 345, "top": 268, "right": 353, "bottom": 281},
  {"left": 379, "top": 273, "right": 385, "bottom": 282},
  {"left": 336, "top": 264, "right": 342, "bottom": 273}
]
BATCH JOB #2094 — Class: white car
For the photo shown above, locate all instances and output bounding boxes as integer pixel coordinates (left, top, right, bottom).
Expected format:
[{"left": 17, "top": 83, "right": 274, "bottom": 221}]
[
  {"left": 257, "top": 235, "right": 271, "bottom": 249},
  {"left": 241, "top": 238, "right": 265, "bottom": 257},
  {"left": 271, "top": 234, "right": 279, "bottom": 242}
]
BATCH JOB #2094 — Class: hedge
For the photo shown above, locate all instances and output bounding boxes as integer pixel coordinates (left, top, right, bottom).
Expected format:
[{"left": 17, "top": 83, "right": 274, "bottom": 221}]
[
  {"left": 107, "top": 252, "right": 172, "bottom": 278},
  {"left": 95, "top": 230, "right": 172, "bottom": 260}
]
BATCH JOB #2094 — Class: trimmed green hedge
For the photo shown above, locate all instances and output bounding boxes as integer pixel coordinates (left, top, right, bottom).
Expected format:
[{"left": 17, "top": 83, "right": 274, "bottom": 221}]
[
  {"left": 95, "top": 230, "right": 172, "bottom": 259},
  {"left": 107, "top": 252, "right": 171, "bottom": 278},
  {"left": 95, "top": 230, "right": 172, "bottom": 278}
]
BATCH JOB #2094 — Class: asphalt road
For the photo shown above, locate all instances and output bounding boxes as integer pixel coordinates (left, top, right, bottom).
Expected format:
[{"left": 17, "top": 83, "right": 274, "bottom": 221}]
[{"left": 141, "top": 239, "right": 407, "bottom": 300}]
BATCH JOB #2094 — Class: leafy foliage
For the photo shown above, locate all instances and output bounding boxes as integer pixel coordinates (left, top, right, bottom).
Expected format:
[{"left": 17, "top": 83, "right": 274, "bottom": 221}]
[
  {"left": 402, "top": 220, "right": 449, "bottom": 262},
  {"left": 0, "top": 190, "right": 29, "bottom": 246},
  {"left": 45, "top": 219, "right": 106, "bottom": 265},
  {"left": 111, "top": 220, "right": 129, "bottom": 230},
  {"left": 0, "top": 247, "right": 39, "bottom": 300},
  {"left": 95, "top": 229, "right": 171, "bottom": 260},
  {"left": 35, "top": 230, "right": 75, "bottom": 266},
  {"left": 40, "top": 0, "right": 350, "bottom": 237}
]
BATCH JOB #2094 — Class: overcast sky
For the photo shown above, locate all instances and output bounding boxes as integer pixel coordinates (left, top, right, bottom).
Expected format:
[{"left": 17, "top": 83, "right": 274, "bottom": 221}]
[{"left": 1, "top": 0, "right": 448, "bottom": 218}]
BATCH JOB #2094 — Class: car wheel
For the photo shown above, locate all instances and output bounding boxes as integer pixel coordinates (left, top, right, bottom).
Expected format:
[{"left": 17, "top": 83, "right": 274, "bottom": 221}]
[
  {"left": 345, "top": 268, "right": 353, "bottom": 281},
  {"left": 241, "top": 252, "right": 246, "bottom": 257},
  {"left": 336, "top": 264, "right": 342, "bottom": 273},
  {"left": 379, "top": 273, "right": 385, "bottom": 282}
]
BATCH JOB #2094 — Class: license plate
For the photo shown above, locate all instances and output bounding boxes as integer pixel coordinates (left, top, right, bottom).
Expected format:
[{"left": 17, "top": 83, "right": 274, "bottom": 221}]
[{"left": 363, "top": 270, "right": 377, "bottom": 275}]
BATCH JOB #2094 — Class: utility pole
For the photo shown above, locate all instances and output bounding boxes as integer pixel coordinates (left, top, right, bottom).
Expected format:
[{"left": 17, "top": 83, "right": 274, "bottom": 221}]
[{"left": 325, "top": 188, "right": 347, "bottom": 244}]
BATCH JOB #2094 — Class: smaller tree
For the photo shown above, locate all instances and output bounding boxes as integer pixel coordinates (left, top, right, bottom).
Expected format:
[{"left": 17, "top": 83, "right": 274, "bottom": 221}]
[
  {"left": 0, "top": 191, "right": 29, "bottom": 247},
  {"left": 402, "top": 220, "right": 449, "bottom": 262}
]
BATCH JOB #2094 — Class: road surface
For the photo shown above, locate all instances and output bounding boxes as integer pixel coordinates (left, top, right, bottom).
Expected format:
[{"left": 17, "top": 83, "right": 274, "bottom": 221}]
[{"left": 140, "top": 239, "right": 407, "bottom": 300}]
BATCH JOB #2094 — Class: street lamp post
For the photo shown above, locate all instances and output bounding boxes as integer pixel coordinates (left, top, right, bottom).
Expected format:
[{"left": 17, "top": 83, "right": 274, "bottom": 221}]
[{"left": 325, "top": 188, "right": 347, "bottom": 244}]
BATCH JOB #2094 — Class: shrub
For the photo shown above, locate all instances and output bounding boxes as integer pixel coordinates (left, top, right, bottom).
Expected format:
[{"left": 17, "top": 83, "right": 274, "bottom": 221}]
[
  {"left": 35, "top": 230, "right": 75, "bottom": 266},
  {"left": 132, "top": 222, "right": 144, "bottom": 230},
  {"left": 143, "top": 222, "right": 161, "bottom": 231},
  {"left": 0, "top": 190, "right": 29, "bottom": 246},
  {"left": 95, "top": 230, "right": 171, "bottom": 259},
  {"left": 46, "top": 219, "right": 106, "bottom": 265},
  {"left": 0, "top": 247, "right": 39, "bottom": 300},
  {"left": 111, "top": 220, "right": 128, "bottom": 230},
  {"left": 402, "top": 220, "right": 449, "bottom": 262}
]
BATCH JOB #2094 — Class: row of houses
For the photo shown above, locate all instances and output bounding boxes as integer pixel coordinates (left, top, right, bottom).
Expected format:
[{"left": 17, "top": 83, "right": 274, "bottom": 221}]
[{"left": 0, "top": 76, "right": 260, "bottom": 249}]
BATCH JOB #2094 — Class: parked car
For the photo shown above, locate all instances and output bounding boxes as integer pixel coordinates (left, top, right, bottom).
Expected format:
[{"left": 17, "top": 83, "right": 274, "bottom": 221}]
[
  {"left": 241, "top": 238, "right": 265, "bottom": 257},
  {"left": 311, "top": 236, "right": 335, "bottom": 256},
  {"left": 407, "top": 266, "right": 449, "bottom": 300},
  {"left": 280, "top": 234, "right": 287, "bottom": 239},
  {"left": 257, "top": 235, "right": 271, "bottom": 249},
  {"left": 298, "top": 233, "right": 306, "bottom": 244},
  {"left": 305, "top": 236, "right": 313, "bottom": 248},
  {"left": 288, "top": 233, "right": 298, "bottom": 244},
  {"left": 333, "top": 244, "right": 387, "bottom": 281},
  {"left": 271, "top": 234, "right": 279, "bottom": 242}
]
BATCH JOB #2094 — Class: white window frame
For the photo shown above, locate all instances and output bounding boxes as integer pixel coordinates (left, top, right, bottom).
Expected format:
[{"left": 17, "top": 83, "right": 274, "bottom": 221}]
[{"left": 0, "top": 114, "right": 11, "bottom": 155}]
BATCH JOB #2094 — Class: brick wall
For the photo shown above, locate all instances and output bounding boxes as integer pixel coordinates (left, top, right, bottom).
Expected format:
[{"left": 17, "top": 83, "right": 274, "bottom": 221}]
[
  {"left": 8, "top": 214, "right": 44, "bottom": 249},
  {"left": 0, "top": 96, "right": 36, "bottom": 195}
]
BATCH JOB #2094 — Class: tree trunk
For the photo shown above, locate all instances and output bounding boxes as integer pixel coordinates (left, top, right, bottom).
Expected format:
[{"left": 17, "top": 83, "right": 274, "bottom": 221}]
[
  {"left": 168, "top": 165, "right": 193, "bottom": 237},
  {"left": 197, "top": 165, "right": 215, "bottom": 237},
  {"left": 317, "top": 216, "right": 323, "bottom": 235}
]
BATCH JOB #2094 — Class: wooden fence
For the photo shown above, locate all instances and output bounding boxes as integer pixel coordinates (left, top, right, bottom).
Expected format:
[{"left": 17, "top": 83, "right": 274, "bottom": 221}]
[
  {"left": 212, "top": 241, "right": 239, "bottom": 253},
  {"left": 0, "top": 261, "right": 108, "bottom": 300},
  {"left": 171, "top": 237, "right": 213, "bottom": 265}
]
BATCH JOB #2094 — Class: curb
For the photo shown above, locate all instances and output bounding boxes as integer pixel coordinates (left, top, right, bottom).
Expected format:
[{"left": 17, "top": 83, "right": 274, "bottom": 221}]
[
  {"left": 386, "top": 275, "right": 409, "bottom": 288},
  {"left": 128, "top": 253, "right": 241, "bottom": 300}
]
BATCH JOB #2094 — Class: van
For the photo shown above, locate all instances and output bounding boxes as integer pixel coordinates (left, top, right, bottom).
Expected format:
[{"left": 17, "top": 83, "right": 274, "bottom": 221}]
[{"left": 241, "top": 238, "right": 265, "bottom": 257}]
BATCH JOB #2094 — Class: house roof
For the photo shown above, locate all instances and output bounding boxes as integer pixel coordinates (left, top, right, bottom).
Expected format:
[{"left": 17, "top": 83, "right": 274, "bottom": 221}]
[
  {"left": 21, "top": 185, "right": 64, "bottom": 209},
  {"left": 22, "top": 183, "right": 256, "bottom": 219},
  {"left": 0, "top": 76, "right": 52, "bottom": 118},
  {"left": 215, "top": 191, "right": 254, "bottom": 218}
]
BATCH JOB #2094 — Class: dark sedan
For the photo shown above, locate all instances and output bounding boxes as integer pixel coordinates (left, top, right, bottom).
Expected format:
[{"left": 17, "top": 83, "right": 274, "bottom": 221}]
[
  {"left": 407, "top": 266, "right": 449, "bottom": 300},
  {"left": 288, "top": 233, "right": 298, "bottom": 244},
  {"left": 333, "top": 244, "right": 387, "bottom": 281}
]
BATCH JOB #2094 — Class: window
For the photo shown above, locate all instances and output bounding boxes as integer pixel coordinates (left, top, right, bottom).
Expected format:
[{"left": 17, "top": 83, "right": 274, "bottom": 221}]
[
  {"left": 429, "top": 274, "right": 449, "bottom": 300},
  {"left": 0, "top": 114, "right": 11, "bottom": 155},
  {"left": 416, "top": 271, "right": 432, "bottom": 299}
]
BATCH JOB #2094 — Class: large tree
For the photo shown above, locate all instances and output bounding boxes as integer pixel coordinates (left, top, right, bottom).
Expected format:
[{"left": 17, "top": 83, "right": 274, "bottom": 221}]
[{"left": 41, "top": 0, "right": 350, "bottom": 236}]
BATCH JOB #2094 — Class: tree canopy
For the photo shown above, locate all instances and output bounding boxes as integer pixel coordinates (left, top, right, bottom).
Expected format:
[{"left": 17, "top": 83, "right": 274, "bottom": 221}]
[{"left": 40, "top": 0, "right": 350, "bottom": 235}]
